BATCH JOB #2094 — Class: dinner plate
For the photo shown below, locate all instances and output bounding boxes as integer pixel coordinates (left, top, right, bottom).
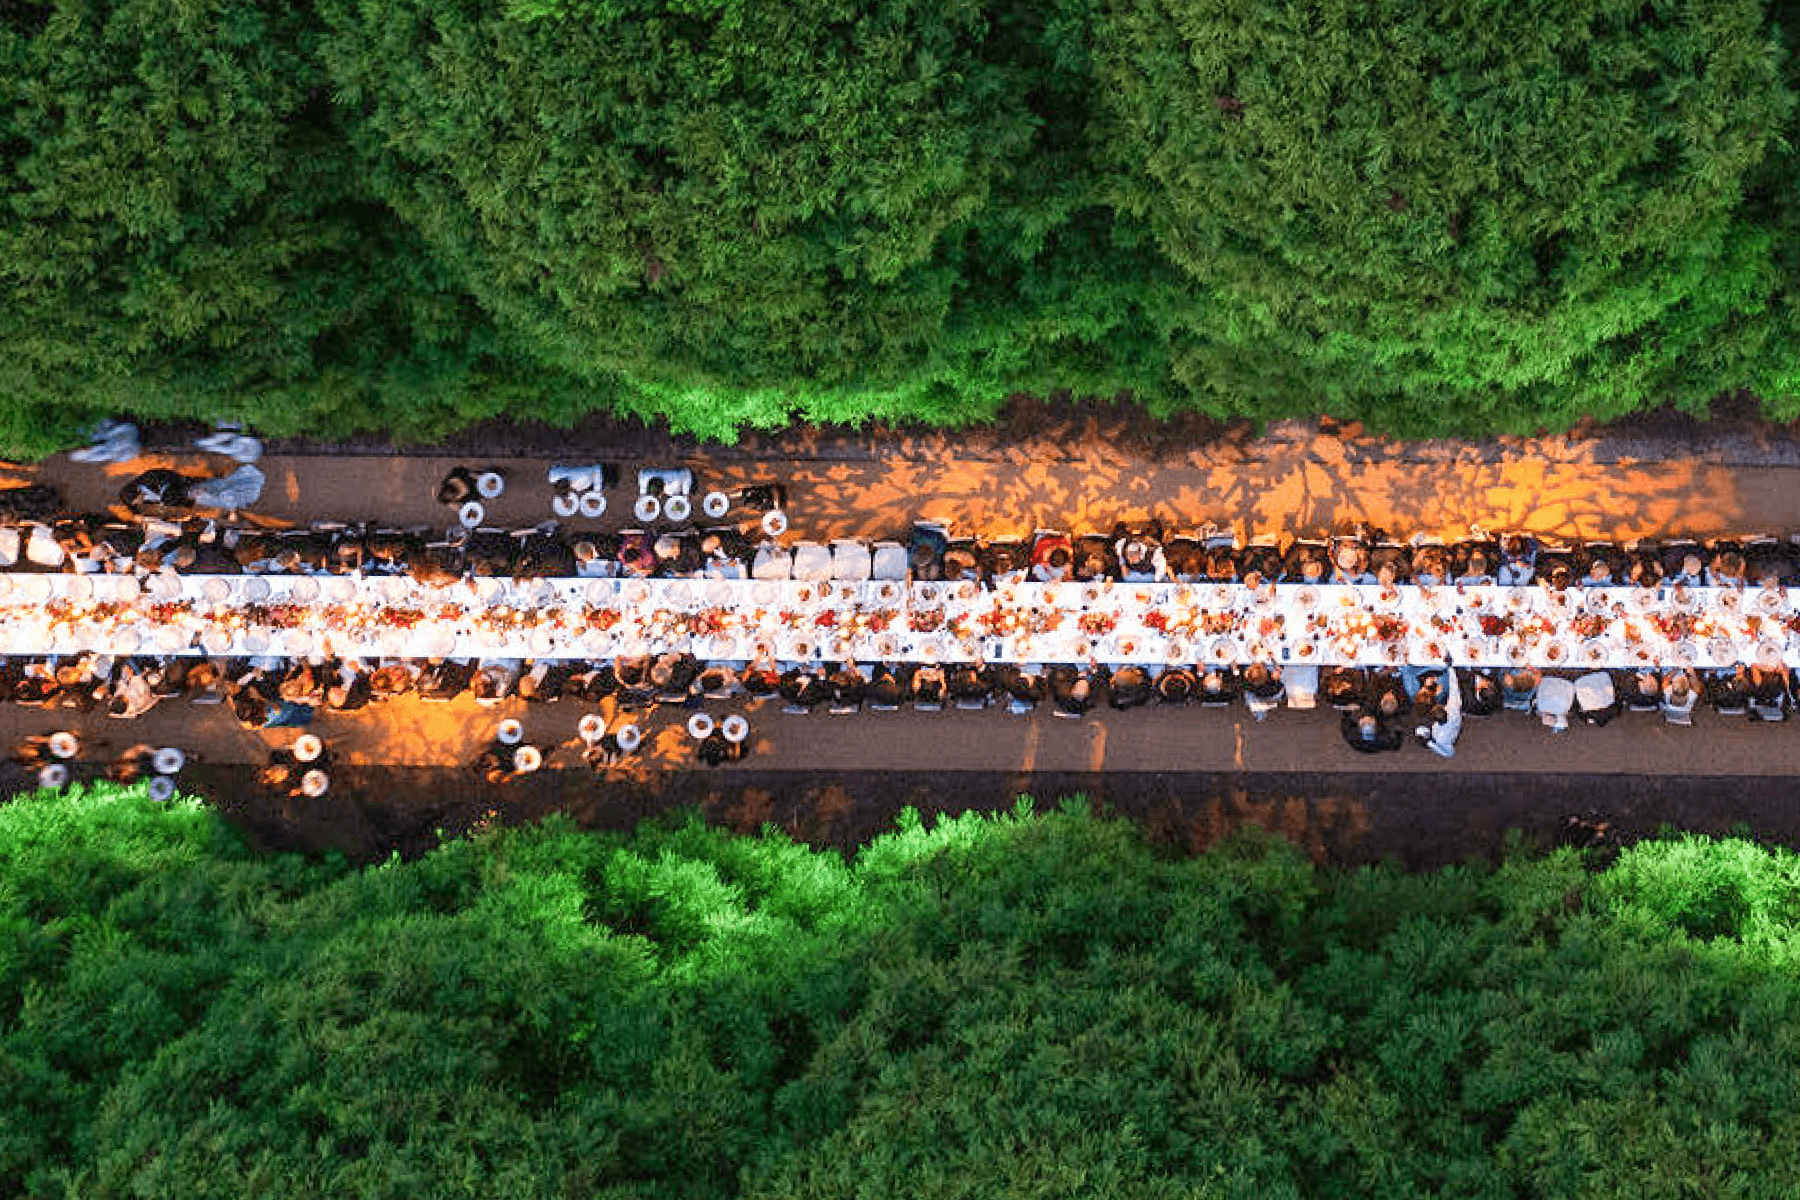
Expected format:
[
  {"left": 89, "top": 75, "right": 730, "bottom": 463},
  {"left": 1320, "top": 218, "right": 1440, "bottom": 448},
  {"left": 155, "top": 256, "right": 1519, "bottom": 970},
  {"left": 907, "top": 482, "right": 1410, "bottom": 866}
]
[
  {"left": 324, "top": 576, "right": 356, "bottom": 603},
  {"left": 584, "top": 579, "right": 617, "bottom": 605},
  {"left": 1541, "top": 640, "right": 1570, "bottom": 666},
  {"left": 66, "top": 575, "right": 94, "bottom": 601},
  {"left": 1209, "top": 637, "right": 1239, "bottom": 664},
  {"left": 240, "top": 576, "right": 270, "bottom": 602},
  {"left": 287, "top": 577, "right": 319, "bottom": 603}
]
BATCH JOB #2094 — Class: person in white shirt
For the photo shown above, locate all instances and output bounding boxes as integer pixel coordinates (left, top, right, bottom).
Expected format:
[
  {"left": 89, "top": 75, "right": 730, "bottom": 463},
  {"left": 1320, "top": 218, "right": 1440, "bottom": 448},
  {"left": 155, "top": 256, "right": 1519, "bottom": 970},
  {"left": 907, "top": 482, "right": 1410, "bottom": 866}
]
[{"left": 1415, "top": 657, "right": 1463, "bottom": 758}]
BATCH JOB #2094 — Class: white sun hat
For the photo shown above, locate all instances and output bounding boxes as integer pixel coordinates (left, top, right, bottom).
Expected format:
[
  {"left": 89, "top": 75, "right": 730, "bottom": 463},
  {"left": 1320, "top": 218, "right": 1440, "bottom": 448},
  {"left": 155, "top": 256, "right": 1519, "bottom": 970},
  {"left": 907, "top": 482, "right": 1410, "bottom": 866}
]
[
  {"left": 475, "top": 471, "right": 505, "bottom": 499},
  {"left": 552, "top": 491, "right": 581, "bottom": 518},
  {"left": 458, "top": 500, "right": 486, "bottom": 528},
  {"left": 663, "top": 494, "right": 692, "bottom": 522},
  {"left": 686, "top": 712, "right": 716, "bottom": 739},
  {"left": 48, "top": 732, "right": 79, "bottom": 760},
  {"left": 633, "top": 494, "right": 661, "bottom": 523},
  {"left": 152, "top": 746, "right": 186, "bottom": 775},
  {"left": 578, "top": 491, "right": 607, "bottom": 519},
  {"left": 702, "top": 491, "right": 730, "bottom": 519},
  {"left": 293, "top": 734, "right": 324, "bottom": 763},
  {"left": 721, "top": 714, "right": 750, "bottom": 743},
  {"left": 512, "top": 745, "right": 543, "bottom": 773},
  {"left": 146, "top": 776, "right": 177, "bottom": 802},
  {"left": 300, "top": 769, "right": 330, "bottom": 797},
  {"left": 762, "top": 509, "right": 789, "bottom": 537},
  {"left": 37, "top": 764, "right": 69, "bottom": 789},
  {"left": 496, "top": 719, "right": 524, "bottom": 746},
  {"left": 615, "top": 724, "right": 642, "bottom": 752},
  {"left": 577, "top": 713, "right": 606, "bottom": 742}
]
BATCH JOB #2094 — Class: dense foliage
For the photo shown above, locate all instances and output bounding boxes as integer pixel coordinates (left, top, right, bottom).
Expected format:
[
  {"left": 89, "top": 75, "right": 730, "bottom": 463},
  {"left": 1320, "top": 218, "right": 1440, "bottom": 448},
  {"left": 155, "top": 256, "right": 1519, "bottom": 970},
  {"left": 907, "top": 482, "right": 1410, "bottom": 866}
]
[
  {"left": 5, "top": 0, "right": 1800, "bottom": 453},
  {"left": 6, "top": 785, "right": 1800, "bottom": 1197}
]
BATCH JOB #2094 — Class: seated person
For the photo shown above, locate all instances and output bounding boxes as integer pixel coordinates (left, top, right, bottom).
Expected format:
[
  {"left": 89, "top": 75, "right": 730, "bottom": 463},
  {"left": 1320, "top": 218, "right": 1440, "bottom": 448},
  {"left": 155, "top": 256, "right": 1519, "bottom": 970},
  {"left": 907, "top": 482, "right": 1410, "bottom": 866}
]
[
  {"left": 1108, "top": 664, "right": 1154, "bottom": 709},
  {"left": 569, "top": 663, "right": 618, "bottom": 704},
  {"left": 1155, "top": 665, "right": 1197, "bottom": 705},
  {"left": 741, "top": 650, "right": 781, "bottom": 697},
  {"left": 1626, "top": 550, "right": 1665, "bottom": 590},
  {"left": 1368, "top": 542, "right": 1413, "bottom": 585},
  {"left": 829, "top": 661, "right": 868, "bottom": 708},
  {"left": 1367, "top": 670, "right": 1410, "bottom": 720},
  {"left": 1497, "top": 535, "right": 1538, "bottom": 586},
  {"left": 470, "top": 659, "right": 521, "bottom": 706},
  {"left": 1499, "top": 668, "right": 1540, "bottom": 711},
  {"left": 650, "top": 652, "right": 701, "bottom": 697},
  {"left": 1749, "top": 543, "right": 1798, "bottom": 588},
  {"left": 1581, "top": 555, "right": 1618, "bottom": 588},
  {"left": 1342, "top": 706, "right": 1403, "bottom": 753},
  {"left": 1463, "top": 669, "right": 1502, "bottom": 717},
  {"left": 279, "top": 660, "right": 330, "bottom": 706},
  {"left": 1454, "top": 549, "right": 1495, "bottom": 586},
  {"left": 1707, "top": 547, "right": 1748, "bottom": 588},
  {"left": 1322, "top": 666, "right": 1367, "bottom": 710},
  {"left": 1113, "top": 521, "right": 1168, "bottom": 583},
  {"left": 1048, "top": 665, "right": 1101, "bottom": 716},
  {"left": 694, "top": 662, "right": 741, "bottom": 697},
  {"left": 1661, "top": 668, "right": 1700, "bottom": 724},
  {"left": 1707, "top": 665, "right": 1752, "bottom": 714},
  {"left": 910, "top": 663, "right": 948, "bottom": 706},
  {"left": 1196, "top": 666, "right": 1241, "bottom": 706},
  {"left": 1163, "top": 538, "right": 1205, "bottom": 583},
  {"left": 1241, "top": 663, "right": 1284, "bottom": 721},
  {"left": 1201, "top": 547, "right": 1239, "bottom": 583},
  {"left": 1663, "top": 548, "right": 1706, "bottom": 589},
  {"left": 462, "top": 530, "right": 518, "bottom": 577},
  {"left": 1238, "top": 546, "right": 1283, "bottom": 589},
  {"left": 118, "top": 469, "right": 194, "bottom": 513},
  {"left": 868, "top": 662, "right": 905, "bottom": 708},
  {"left": 408, "top": 543, "right": 466, "bottom": 587},
  {"left": 362, "top": 528, "right": 421, "bottom": 571},
  {"left": 325, "top": 669, "right": 374, "bottom": 712},
  {"left": 650, "top": 533, "right": 703, "bottom": 578},
  {"left": 616, "top": 532, "right": 657, "bottom": 578},
  {"left": 908, "top": 524, "right": 949, "bottom": 581},
  {"left": 1539, "top": 560, "right": 1575, "bottom": 591},
  {"left": 1749, "top": 664, "right": 1790, "bottom": 722},
  {"left": 417, "top": 657, "right": 476, "bottom": 700},
  {"left": 1574, "top": 671, "right": 1622, "bottom": 726},
  {"left": 941, "top": 541, "right": 982, "bottom": 583},
  {"left": 1071, "top": 536, "right": 1115, "bottom": 583},
  {"left": 367, "top": 661, "right": 418, "bottom": 698},
  {"left": 515, "top": 530, "right": 576, "bottom": 578},
  {"left": 699, "top": 530, "right": 752, "bottom": 578},
  {"left": 777, "top": 666, "right": 829, "bottom": 709},
  {"left": 517, "top": 660, "right": 573, "bottom": 703},
  {"left": 1030, "top": 537, "right": 1074, "bottom": 583},
  {"left": 1410, "top": 544, "right": 1451, "bottom": 587},
  {"left": 1330, "top": 540, "right": 1374, "bottom": 585},
  {"left": 106, "top": 665, "right": 159, "bottom": 720},
  {"left": 981, "top": 541, "right": 1028, "bottom": 586},
  {"left": 1622, "top": 670, "right": 1663, "bottom": 712},
  {"left": 948, "top": 662, "right": 993, "bottom": 705},
  {"left": 1280, "top": 542, "right": 1330, "bottom": 585}
]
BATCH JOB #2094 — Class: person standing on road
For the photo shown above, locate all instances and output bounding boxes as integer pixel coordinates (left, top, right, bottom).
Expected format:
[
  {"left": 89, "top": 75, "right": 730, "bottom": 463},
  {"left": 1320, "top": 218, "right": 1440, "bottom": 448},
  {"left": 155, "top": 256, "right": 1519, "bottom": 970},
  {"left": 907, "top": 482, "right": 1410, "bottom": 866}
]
[{"left": 1416, "top": 656, "right": 1464, "bottom": 758}]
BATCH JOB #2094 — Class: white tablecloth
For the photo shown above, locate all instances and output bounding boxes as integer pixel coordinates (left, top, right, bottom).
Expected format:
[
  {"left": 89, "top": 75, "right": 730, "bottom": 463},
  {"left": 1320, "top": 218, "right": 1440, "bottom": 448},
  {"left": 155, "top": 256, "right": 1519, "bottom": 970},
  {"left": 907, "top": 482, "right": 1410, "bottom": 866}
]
[{"left": 0, "top": 572, "right": 1790, "bottom": 668}]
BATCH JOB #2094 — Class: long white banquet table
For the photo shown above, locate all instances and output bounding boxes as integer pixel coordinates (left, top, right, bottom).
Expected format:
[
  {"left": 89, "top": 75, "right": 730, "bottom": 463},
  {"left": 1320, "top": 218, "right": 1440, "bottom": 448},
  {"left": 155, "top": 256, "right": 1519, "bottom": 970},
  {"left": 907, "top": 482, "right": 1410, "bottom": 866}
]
[{"left": 0, "top": 572, "right": 1794, "bottom": 670}]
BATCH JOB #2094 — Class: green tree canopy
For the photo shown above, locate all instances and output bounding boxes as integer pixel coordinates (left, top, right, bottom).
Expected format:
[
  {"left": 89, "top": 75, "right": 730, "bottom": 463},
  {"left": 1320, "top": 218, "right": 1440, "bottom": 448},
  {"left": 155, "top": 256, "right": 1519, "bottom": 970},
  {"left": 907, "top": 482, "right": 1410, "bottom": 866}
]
[{"left": 1092, "top": 0, "right": 1795, "bottom": 432}]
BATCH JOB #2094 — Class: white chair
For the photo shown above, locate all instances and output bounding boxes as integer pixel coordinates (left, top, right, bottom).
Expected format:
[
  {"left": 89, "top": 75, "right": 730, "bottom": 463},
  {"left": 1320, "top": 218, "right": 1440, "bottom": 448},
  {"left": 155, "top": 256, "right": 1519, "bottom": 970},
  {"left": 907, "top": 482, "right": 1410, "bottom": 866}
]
[
  {"left": 830, "top": 539, "right": 872, "bottom": 581},
  {"left": 1536, "top": 676, "right": 1575, "bottom": 731},
  {"left": 0, "top": 526, "right": 18, "bottom": 567},
  {"left": 637, "top": 467, "right": 693, "bottom": 496},
  {"left": 752, "top": 544, "right": 793, "bottom": 581},
  {"left": 25, "top": 525, "right": 64, "bottom": 568},
  {"left": 1283, "top": 664, "right": 1320, "bottom": 710},
  {"left": 870, "top": 541, "right": 907, "bottom": 581},
  {"left": 791, "top": 542, "right": 832, "bottom": 582}
]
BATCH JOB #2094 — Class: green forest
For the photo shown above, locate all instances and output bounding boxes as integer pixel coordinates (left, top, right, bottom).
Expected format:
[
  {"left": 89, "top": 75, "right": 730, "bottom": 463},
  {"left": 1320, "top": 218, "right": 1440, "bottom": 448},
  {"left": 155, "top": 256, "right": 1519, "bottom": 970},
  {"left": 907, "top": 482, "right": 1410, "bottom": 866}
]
[
  {"left": 7, "top": 0, "right": 1800, "bottom": 457},
  {"left": 5, "top": 784, "right": 1800, "bottom": 1197}
]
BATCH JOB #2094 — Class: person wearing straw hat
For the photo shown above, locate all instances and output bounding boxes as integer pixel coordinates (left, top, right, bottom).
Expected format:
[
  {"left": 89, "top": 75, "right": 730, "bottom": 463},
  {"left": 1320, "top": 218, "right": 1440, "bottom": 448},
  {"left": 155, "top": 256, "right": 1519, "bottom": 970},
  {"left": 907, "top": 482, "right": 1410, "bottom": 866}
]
[
  {"left": 152, "top": 746, "right": 186, "bottom": 776},
  {"left": 298, "top": 769, "right": 330, "bottom": 798},
  {"left": 512, "top": 745, "right": 544, "bottom": 773},
  {"left": 496, "top": 719, "right": 525, "bottom": 746},
  {"left": 577, "top": 713, "right": 607, "bottom": 742},
  {"left": 293, "top": 733, "right": 326, "bottom": 764},
  {"left": 37, "top": 763, "right": 69, "bottom": 790},
  {"left": 146, "top": 776, "right": 177, "bottom": 802},
  {"left": 48, "top": 731, "right": 80, "bottom": 760}
]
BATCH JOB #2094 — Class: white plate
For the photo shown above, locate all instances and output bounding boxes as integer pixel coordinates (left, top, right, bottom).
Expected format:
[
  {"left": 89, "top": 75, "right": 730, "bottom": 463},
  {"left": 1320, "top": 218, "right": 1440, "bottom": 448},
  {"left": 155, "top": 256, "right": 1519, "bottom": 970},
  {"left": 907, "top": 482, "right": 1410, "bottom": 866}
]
[
  {"left": 240, "top": 576, "right": 270, "bottom": 602},
  {"left": 287, "top": 577, "right": 319, "bottom": 603}
]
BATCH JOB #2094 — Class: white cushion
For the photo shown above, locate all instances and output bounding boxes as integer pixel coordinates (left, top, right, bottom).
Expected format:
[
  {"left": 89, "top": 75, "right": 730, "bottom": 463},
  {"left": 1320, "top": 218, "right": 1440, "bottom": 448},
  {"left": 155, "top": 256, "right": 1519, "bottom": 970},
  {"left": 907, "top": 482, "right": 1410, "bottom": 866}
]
[
  {"left": 870, "top": 541, "right": 908, "bottom": 581},
  {"left": 791, "top": 542, "right": 832, "bottom": 581},
  {"left": 752, "top": 545, "right": 792, "bottom": 580},
  {"left": 830, "top": 540, "right": 872, "bottom": 580},
  {"left": 24, "top": 526, "right": 64, "bottom": 567}
]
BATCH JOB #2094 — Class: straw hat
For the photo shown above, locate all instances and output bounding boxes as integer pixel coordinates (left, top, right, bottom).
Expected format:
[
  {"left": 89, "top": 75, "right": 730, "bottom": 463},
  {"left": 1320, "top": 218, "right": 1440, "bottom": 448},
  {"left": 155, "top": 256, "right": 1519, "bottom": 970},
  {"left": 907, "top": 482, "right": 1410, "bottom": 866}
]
[
  {"left": 663, "top": 494, "right": 692, "bottom": 522},
  {"left": 686, "top": 712, "right": 716, "bottom": 739},
  {"left": 48, "top": 732, "right": 79, "bottom": 760},
  {"left": 703, "top": 491, "right": 730, "bottom": 518},
  {"left": 146, "top": 776, "right": 176, "bottom": 802},
  {"left": 299, "top": 769, "right": 330, "bottom": 797},
  {"left": 293, "top": 734, "right": 324, "bottom": 763},
  {"left": 512, "top": 745, "right": 543, "bottom": 773},
  {"left": 552, "top": 491, "right": 581, "bottom": 518},
  {"left": 579, "top": 491, "right": 607, "bottom": 519},
  {"left": 496, "top": 719, "right": 524, "bottom": 746},
  {"left": 458, "top": 500, "right": 485, "bottom": 528},
  {"left": 721, "top": 714, "right": 750, "bottom": 743},
  {"left": 152, "top": 746, "right": 186, "bottom": 775},
  {"left": 37, "top": 764, "right": 68, "bottom": 789},
  {"left": 577, "top": 713, "right": 606, "bottom": 741},
  {"left": 762, "top": 509, "right": 789, "bottom": 537},
  {"left": 475, "top": 471, "right": 505, "bottom": 499},
  {"left": 633, "top": 494, "right": 662, "bottom": 523},
  {"left": 615, "top": 724, "right": 642, "bottom": 752}
]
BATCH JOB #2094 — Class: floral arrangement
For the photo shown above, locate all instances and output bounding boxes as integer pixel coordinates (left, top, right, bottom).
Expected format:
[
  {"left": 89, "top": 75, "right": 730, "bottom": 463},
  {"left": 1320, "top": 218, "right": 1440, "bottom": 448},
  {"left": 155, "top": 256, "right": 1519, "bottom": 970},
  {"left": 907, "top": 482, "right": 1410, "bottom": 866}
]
[
  {"left": 1199, "top": 612, "right": 1235, "bottom": 636},
  {"left": 908, "top": 609, "right": 943, "bottom": 633},
  {"left": 1371, "top": 614, "right": 1409, "bottom": 642},
  {"left": 1571, "top": 613, "right": 1609, "bottom": 640},
  {"left": 1479, "top": 614, "right": 1511, "bottom": 637}
]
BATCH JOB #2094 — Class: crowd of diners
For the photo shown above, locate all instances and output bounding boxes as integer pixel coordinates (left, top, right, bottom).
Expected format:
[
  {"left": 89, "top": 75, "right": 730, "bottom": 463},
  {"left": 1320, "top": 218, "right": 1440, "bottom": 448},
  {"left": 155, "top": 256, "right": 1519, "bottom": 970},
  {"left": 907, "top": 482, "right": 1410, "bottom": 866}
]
[{"left": 5, "top": 469, "right": 1800, "bottom": 787}]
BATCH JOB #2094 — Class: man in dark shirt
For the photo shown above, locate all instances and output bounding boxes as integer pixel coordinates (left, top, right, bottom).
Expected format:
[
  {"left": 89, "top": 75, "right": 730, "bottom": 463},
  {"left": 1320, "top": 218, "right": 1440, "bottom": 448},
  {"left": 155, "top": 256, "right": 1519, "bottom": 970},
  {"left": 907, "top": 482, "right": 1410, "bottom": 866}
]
[
  {"left": 1109, "top": 664, "right": 1153, "bottom": 709},
  {"left": 1341, "top": 707, "right": 1403, "bottom": 753}
]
